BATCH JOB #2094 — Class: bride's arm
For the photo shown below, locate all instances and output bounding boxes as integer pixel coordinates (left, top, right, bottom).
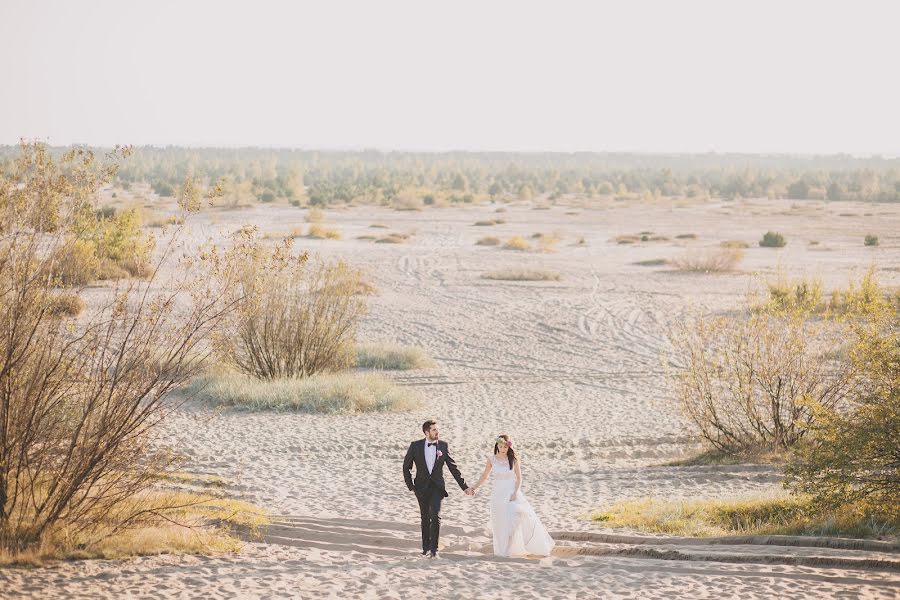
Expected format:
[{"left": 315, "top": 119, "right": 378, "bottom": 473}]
[
  {"left": 511, "top": 458, "right": 522, "bottom": 500},
  {"left": 471, "top": 458, "right": 493, "bottom": 492}
]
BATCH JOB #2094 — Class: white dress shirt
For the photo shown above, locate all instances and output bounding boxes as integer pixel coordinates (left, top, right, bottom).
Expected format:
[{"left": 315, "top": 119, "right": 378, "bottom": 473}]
[{"left": 424, "top": 438, "right": 438, "bottom": 474}]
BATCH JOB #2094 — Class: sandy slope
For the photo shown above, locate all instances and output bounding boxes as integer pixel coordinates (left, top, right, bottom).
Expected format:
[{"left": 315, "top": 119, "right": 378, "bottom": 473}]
[{"left": 3, "top": 199, "right": 899, "bottom": 598}]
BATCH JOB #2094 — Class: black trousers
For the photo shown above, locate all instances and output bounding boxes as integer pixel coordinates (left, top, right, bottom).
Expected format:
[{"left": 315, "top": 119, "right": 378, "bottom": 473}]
[{"left": 415, "top": 483, "right": 444, "bottom": 552}]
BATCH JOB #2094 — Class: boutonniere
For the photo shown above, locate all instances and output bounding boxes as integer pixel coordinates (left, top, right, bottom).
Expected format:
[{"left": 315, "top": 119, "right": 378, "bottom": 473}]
[{"left": 436, "top": 450, "right": 443, "bottom": 459}]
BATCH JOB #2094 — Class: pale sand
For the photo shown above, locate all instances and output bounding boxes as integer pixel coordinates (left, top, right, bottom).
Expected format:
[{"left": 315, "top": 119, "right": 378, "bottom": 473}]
[{"left": 4, "top": 199, "right": 899, "bottom": 598}]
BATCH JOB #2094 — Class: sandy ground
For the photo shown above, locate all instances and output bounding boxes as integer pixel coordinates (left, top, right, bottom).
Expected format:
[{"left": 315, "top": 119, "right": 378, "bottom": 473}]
[{"left": 3, "top": 198, "right": 899, "bottom": 598}]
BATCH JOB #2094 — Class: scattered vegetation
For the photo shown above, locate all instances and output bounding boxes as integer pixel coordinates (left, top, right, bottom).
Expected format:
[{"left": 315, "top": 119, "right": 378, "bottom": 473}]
[
  {"left": 474, "top": 219, "right": 505, "bottom": 226},
  {"left": 675, "top": 233, "right": 698, "bottom": 240},
  {"left": 864, "top": 234, "right": 879, "bottom": 246},
  {"left": 481, "top": 268, "right": 562, "bottom": 281},
  {"left": 720, "top": 240, "right": 749, "bottom": 249}
]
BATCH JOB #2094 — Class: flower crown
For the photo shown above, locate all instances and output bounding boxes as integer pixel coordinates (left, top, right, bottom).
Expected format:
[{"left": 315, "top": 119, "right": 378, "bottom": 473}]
[{"left": 495, "top": 436, "right": 512, "bottom": 448}]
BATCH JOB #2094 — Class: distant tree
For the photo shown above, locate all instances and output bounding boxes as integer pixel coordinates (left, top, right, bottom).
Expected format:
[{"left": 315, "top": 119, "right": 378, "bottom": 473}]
[{"left": 787, "top": 180, "right": 810, "bottom": 199}]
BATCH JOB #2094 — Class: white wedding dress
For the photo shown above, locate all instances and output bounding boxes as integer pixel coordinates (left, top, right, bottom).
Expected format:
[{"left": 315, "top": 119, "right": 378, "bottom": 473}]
[{"left": 488, "top": 454, "right": 555, "bottom": 557}]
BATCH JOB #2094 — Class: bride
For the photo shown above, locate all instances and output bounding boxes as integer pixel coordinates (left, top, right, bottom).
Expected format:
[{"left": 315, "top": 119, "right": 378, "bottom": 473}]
[{"left": 470, "top": 435, "right": 555, "bottom": 557}]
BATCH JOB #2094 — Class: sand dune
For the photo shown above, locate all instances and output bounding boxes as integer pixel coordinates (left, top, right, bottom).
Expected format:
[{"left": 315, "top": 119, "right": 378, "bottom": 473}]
[{"left": 4, "top": 201, "right": 899, "bottom": 598}]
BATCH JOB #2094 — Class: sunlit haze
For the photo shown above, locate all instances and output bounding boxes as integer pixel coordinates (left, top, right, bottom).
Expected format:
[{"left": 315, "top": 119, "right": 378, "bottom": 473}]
[{"left": 2, "top": 0, "right": 899, "bottom": 154}]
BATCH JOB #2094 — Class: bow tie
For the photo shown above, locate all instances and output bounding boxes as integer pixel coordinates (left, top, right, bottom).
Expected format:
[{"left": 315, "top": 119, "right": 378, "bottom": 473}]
[{"left": 427, "top": 442, "right": 437, "bottom": 447}]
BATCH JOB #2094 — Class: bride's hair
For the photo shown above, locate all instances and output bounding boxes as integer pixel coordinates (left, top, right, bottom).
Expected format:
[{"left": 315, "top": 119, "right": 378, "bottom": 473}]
[{"left": 493, "top": 434, "right": 516, "bottom": 469}]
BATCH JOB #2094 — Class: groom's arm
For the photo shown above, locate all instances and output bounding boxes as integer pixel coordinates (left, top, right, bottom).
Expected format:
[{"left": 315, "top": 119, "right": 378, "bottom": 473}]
[
  {"left": 403, "top": 442, "right": 415, "bottom": 492},
  {"left": 443, "top": 444, "right": 469, "bottom": 491}
]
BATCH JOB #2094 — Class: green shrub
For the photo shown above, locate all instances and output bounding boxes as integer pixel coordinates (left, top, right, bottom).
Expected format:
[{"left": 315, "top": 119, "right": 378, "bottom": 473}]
[
  {"left": 759, "top": 231, "right": 786, "bottom": 247},
  {"left": 864, "top": 234, "right": 879, "bottom": 246}
]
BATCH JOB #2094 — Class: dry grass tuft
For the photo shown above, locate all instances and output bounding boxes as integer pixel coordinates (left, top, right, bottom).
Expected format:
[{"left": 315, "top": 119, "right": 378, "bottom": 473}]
[
  {"left": 375, "top": 233, "right": 410, "bottom": 244},
  {"left": 675, "top": 233, "right": 698, "bottom": 240},
  {"left": 188, "top": 371, "right": 421, "bottom": 413},
  {"left": 671, "top": 247, "right": 744, "bottom": 272},
  {"left": 307, "top": 224, "right": 342, "bottom": 239},
  {"left": 592, "top": 493, "right": 898, "bottom": 539},
  {"left": 476, "top": 236, "right": 501, "bottom": 246},
  {"left": 356, "top": 343, "right": 436, "bottom": 370},
  {"left": 634, "top": 258, "right": 668, "bottom": 267},
  {"left": 503, "top": 236, "right": 531, "bottom": 251},
  {"left": 720, "top": 240, "right": 750, "bottom": 249},
  {"left": 47, "top": 292, "right": 85, "bottom": 317},
  {"left": 482, "top": 268, "right": 561, "bottom": 281},
  {"left": 474, "top": 219, "right": 505, "bottom": 226}
]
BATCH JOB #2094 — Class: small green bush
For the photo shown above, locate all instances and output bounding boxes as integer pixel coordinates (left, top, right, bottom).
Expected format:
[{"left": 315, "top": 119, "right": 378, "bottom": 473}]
[
  {"left": 759, "top": 231, "right": 786, "bottom": 248},
  {"left": 864, "top": 234, "right": 879, "bottom": 247}
]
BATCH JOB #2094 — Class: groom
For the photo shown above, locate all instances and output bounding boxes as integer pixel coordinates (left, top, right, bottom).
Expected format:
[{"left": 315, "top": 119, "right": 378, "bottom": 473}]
[{"left": 403, "top": 419, "right": 472, "bottom": 558}]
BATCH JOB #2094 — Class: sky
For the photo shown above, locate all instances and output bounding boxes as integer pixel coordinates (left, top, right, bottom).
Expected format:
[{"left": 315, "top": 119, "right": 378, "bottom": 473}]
[{"left": 1, "top": 0, "right": 898, "bottom": 154}]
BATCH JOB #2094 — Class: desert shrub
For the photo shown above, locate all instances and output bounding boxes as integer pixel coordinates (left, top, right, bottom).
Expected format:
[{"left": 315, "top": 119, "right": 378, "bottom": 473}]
[
  {"left": 306, "top": 207, "right": 325, "bottom": 223},
  {"left": 720, "top": 240, "right": 749, "bottom": 249},
  {"left": 864, "top": 234, "right": 879, "bottom": 247},
  {"left": 49, "top": 239, "right": 100, "bottom": 286},
  {"left": 476, "top": 236, "right": 500, "bottom": 246},
  {"left": 152, "top": 181, "right": 176, "bottom": 197},
  {"left": 392, "top": 192, "right": 423, "bottom": 211},
  {"left": 534, "top": 232, "right": 561, "bottom": 252},
  {"left": 356, "top": 343, "right": 436, "bottom": 370},
  {"left": 474, "top": 219, "right": 504, "bottom": 226},
  {"left": 307, "top": 224, "right": 341, "bottom": 239},
  {"left": 759, "top": 231, "right": 787, "bottom": 247},
  {"left": 187, "top": 371, "right": 419, "bottom": 413},
  {"left": 376, "top": 234, "right": 409, "bottom": 244},
  {"left": 46, "top": 292, "right": 84, "bottom": 317},
  {"left": 668, "top": 304, "right": 857, "bottom": 455},
  {"left": 671, "top": 248, "right": 744, "bottom": 272},
  {"left": 0, "top": 142, "right": 242, "bottom": 555},
  {"left": 765, "top": 276, "right": 823, "bottom": 312},
  {"left": 95, "top": 259, "right": 130, "bottom": 281},
  {"left": 675, "top": 233, "right": 698, "bottom": 240},
  {"left": 503, "top": 236, "right": 530, "bottom": 251},
  {"left": 615, "top": 235, "right": 640, "bottom": 244},
  {"left": 215, "top": 243, "right": 368, "bottom": 380},
  {"left": 785, "top": 284, "right": 899, "bottom": 518},
  {"left": 481, "top": 268, "right": 561, "bottom": 281},
  {"left": 634, "top": 259, "right": 667, "bottom": 267},
  {"left": 369, "top": 223, "right": 388, "bottom": 229}
]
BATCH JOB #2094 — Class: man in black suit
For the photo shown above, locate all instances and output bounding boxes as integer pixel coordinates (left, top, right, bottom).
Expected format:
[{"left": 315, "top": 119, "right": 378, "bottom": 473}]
[{"left": 403, "top": 419, "right": 472, "bottom": 558}]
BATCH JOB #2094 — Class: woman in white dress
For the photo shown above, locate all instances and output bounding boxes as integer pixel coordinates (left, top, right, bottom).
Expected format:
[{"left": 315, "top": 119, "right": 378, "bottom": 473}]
[{"left": 470, "top": 435, "right": 555, "bottom": 557}]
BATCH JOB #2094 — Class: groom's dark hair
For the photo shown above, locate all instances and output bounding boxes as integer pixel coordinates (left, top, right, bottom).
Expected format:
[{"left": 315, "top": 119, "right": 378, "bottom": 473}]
[{"left": 422, "top": 419, "right": 437, "bottom": 433}]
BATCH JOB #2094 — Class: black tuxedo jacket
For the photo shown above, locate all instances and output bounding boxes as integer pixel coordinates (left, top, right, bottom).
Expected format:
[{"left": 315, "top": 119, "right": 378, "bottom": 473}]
[{"left": 403, "top": 439, "right": 468, "bottom": 498}]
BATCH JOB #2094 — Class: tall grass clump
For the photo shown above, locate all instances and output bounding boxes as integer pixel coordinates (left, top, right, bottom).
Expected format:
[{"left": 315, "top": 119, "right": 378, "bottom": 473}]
[
  {"left": 356, "top": 343, "right": 436, "bottom": 370},
  {"left": 187, "top": 371, "right": 419, "bottom": 414}
]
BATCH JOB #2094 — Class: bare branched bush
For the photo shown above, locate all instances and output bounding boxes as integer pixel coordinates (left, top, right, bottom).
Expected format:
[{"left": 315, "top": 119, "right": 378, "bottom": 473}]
[
  {"left": 671, "top": 247, "right": 744, "bottom": 272},
  {"left": 0, "top": 143, "right": 243, "bottom": 554},
  {"left": 668, "top": 305, "right": 858, "bottom": 455},
  {"left": 215, "top": 233, "right": 369, "bottom": 379}
]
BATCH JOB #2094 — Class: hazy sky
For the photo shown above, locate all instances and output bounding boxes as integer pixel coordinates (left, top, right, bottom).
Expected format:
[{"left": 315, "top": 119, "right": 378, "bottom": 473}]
[{"left": 2, "top": 0, "right": 898, "bottom": 154}]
